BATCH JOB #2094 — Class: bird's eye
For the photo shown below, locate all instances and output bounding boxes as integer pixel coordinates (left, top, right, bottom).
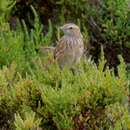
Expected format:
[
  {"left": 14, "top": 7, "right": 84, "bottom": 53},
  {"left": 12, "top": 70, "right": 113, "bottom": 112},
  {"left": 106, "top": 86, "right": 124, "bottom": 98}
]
[{"left": 69, "top": 27, "right": 73, "bottom": 29}]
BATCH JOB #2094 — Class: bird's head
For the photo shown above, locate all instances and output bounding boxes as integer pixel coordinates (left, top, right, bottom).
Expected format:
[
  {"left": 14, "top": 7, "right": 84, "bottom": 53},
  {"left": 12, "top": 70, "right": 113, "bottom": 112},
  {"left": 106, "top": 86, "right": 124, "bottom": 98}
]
[{"left": 60, "top": 23, "right": 82, "bottom": 37}]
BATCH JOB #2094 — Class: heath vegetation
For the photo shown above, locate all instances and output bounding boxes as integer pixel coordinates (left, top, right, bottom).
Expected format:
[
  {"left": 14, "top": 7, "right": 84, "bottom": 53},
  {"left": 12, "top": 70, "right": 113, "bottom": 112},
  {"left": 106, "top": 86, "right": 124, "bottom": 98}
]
[{"left": 0, "top": 0, "right": 130, "bottom": 130}]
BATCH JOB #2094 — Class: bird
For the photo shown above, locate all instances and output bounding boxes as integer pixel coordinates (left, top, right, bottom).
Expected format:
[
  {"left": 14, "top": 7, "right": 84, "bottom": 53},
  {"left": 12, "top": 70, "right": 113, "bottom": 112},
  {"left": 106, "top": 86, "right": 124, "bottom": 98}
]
[{"left": 54, "top": 23, "right": 84, "bottom": 69}]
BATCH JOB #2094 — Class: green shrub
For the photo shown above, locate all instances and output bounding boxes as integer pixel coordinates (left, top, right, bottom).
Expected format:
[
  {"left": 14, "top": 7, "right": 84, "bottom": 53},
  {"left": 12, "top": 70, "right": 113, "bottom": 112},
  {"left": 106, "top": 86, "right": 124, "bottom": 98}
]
[
  {"left": 10, "top": 0, "right": 130, "bottom": 68},
  {"left": 0, "top": 52, "right": 129, "bottom": 130},
  {"left": 0, "top": 0, "right": 16, "bottom": 22},
  {"left": 0, "top": 6, "right": 53, "bottom": 73},
  {"left": 0, "top": 3, "right": 130, "bottom": 130},
  {"left": 14, "top": 111, "right": 41, "bottom": 130},
  {"left": 88, "top": 0, "right": 130, "bottom": 46},
  {"left": 12, "top": 0, "right": 130, "bottom": 46}
]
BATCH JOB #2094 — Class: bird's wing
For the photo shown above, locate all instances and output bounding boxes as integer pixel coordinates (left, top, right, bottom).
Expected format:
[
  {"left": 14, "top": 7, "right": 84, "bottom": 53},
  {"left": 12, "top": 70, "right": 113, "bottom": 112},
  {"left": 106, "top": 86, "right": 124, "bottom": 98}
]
[{"left": 54, "top": 37, "right": 67, "bottom": 60}]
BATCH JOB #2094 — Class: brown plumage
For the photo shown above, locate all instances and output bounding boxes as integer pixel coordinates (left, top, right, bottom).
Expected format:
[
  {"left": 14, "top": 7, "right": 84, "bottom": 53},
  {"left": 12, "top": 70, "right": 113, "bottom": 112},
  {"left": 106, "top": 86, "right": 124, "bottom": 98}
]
[{"left": 54, "top": 23, "right": 84, "bottom": 69}]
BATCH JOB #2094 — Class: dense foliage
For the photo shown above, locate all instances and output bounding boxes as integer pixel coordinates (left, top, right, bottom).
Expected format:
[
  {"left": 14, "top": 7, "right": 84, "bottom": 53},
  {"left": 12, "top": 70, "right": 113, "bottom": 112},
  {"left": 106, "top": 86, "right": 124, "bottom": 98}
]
[
  {"left": 10, "top": 0, "right": 130, "bottom": 45},
  {"left": 0, "top": 0, "right": 130, "bottom": 130},
  {"left": 8, "top": 0, "right": 130, "bottom": 67}
]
